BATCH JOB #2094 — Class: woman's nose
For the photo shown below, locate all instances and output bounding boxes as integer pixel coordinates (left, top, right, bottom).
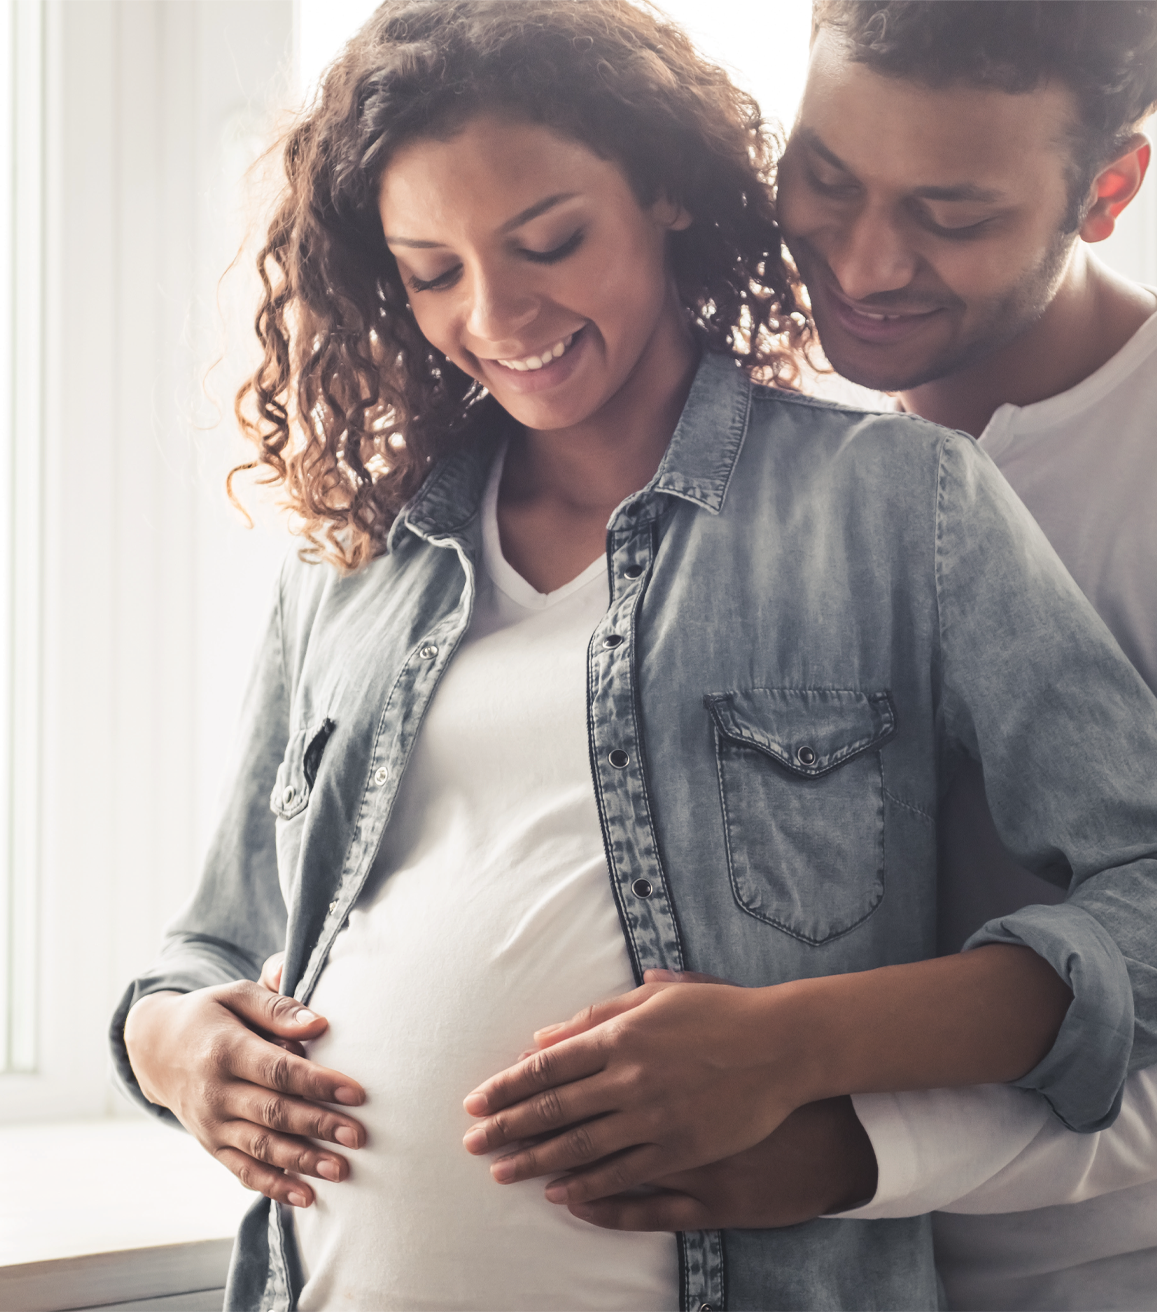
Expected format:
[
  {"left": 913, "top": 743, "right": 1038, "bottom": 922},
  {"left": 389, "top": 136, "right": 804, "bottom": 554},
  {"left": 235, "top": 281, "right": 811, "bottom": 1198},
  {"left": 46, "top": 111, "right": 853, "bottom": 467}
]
[
  {"left": 827, "top": 206, "right": 918, "bottom": 302},
  {"left": 464, "top": 268, "right": 538, "bottom": 348}
]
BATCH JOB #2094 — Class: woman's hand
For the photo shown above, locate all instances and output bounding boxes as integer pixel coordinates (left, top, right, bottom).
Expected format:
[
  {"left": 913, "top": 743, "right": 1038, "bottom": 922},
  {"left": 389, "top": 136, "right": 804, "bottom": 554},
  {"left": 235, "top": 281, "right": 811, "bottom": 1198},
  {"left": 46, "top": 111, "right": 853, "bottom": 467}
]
[
  {"left": 123, "top": 976, "right": 366, "bottom": 1209},
  {"left": 462, "top": 972, "right": 814, "bottom": 1207},
  {"left": 566, "top": 1095, "right": 878, "bottom": 1232}
]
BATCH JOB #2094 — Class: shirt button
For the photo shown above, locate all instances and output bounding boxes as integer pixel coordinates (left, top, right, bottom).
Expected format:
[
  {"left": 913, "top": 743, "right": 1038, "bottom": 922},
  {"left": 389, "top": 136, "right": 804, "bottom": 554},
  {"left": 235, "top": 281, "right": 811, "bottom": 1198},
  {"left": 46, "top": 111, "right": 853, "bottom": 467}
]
[
  {"left": 328, "top": 898, "right": 338, "bottom": 914},
  {"left": 373, "top": 765, "right": 389, "bottom": 786},
  {"left": 796, "top": 745, "right": 817, "bottom": 766},
  {"left": 419, "top": 642, "right": 439, "bottom": 660},
  {"left": 608, "top": 748, "right": 630, "bottom": 768},
  {"left": 282, "top": 785, "right": 295, "bottom": 805},
  {"left": 699, "top": 1304, "right": 713, "bottom": 1312},
  {"left": 632, "top": 878, "right": 653, "bottom": 898},
  {"left": 623, "top": 564, "right": 644, "bottom": 579},
  {"left": 602, "top": 634, "right": 624, "bottom": 649}
]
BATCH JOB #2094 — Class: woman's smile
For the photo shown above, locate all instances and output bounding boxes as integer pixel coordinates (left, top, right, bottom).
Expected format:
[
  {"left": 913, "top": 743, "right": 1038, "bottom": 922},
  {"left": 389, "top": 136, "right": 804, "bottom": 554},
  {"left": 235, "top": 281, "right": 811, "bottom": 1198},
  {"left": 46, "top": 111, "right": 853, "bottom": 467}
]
[{"left": 378, "top": 114, "right": 695, "bottom": 440}]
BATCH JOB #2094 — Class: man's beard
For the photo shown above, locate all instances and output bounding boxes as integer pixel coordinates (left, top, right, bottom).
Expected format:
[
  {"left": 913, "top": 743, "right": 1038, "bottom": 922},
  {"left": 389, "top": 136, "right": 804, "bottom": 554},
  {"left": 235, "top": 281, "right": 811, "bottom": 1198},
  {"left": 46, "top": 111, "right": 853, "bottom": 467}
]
[{"left": 799, "top": 229, "right": 1075, "bottom": 394}]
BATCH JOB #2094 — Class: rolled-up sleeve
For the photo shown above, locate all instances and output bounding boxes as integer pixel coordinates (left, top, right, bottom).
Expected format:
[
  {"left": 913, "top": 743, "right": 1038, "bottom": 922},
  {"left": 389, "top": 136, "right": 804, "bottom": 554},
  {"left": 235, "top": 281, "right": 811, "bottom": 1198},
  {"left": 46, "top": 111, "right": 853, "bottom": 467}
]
[{"left": 935, "top": 434, "right": 1157, "bottom": 1131}]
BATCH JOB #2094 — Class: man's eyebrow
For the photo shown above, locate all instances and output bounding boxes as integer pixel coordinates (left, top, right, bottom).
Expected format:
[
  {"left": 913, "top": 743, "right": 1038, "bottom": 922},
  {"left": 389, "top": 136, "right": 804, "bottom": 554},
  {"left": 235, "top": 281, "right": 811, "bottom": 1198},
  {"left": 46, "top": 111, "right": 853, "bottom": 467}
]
[
  {"left": 385, "top": 192, "right": 580, "bottom": 248},
  {"left": 796, "top": 128, "right": 1005, "bottom": 203}
]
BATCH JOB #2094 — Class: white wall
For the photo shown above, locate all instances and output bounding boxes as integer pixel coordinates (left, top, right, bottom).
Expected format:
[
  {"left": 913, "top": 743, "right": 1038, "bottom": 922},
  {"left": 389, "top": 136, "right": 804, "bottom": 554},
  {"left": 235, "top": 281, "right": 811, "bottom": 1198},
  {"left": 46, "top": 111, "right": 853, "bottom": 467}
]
[{"left": 0, "top": 0, "right": 294, "bottom": 1122}]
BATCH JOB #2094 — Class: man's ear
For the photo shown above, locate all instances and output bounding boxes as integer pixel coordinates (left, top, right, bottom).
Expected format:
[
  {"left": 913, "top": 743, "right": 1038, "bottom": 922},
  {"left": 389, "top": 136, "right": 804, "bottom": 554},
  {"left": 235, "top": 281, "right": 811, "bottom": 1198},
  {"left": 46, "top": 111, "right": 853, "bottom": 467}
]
[
  {"left": 652, "top": 195, "right": 694, "bottom": 232},
  {"left": 1080, "top": 132, "right": 1151, "bottom": 244}
]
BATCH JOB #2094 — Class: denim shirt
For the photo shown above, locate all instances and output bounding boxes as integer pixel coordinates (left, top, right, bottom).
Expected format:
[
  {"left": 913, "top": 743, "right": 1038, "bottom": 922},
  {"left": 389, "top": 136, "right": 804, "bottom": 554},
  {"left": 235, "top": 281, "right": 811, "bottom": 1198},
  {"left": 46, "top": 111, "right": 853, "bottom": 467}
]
[{"left": 112, "top": 351, "right": 1157, "bottom": 1312}]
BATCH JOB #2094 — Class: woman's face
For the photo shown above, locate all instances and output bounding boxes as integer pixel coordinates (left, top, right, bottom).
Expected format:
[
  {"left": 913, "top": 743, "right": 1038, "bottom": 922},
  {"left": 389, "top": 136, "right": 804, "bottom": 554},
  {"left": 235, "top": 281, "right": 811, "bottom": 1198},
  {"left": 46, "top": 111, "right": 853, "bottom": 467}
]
[{"left": 378, "top": 114, "right": 693, "bottom": 434}]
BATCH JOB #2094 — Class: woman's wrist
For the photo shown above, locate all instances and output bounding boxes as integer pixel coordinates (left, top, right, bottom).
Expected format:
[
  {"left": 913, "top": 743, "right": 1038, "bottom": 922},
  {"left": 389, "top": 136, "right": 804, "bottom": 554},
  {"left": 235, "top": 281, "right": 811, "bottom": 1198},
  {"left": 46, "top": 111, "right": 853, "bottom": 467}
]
[{"left": 123, "top": 990, "right": 184, "bottom": 1104}]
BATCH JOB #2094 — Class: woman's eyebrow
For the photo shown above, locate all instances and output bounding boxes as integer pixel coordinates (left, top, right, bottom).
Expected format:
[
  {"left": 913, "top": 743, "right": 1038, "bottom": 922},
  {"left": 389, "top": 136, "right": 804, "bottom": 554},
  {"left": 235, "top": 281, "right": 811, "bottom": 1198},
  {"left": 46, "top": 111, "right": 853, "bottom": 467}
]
[
  {"left": 385, "top": 192, "right": 580, "bottom": 248},
  {"left": 497, "top": 191, "right": 580, "bottom": 233}
]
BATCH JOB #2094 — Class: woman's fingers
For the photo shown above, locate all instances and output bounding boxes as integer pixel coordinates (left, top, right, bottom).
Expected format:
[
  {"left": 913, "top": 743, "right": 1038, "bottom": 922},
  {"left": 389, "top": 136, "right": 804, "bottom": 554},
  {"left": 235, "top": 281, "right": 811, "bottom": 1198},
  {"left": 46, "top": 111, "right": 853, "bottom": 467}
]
[
  {"left": 213, "top": 1144, "right": 314, "bottom": 1209},
  {"left": 569, "top": 1190, "right": 708, "bottom": 1232},
  {"left": 259, "top": 951, "right": 285, "bottom": 993},
  {"left": 219, "top": 1114, "right": 351, "bottom": 1182},
  {"left": 530, "top": 983, "right": 668, "bottom": 1049},
  {"left": 225, "top": 1076, "right": 366, "bottom": 1150},
  {"left": 464, "top": 1033, "right": 606, "bottom": 1122}
]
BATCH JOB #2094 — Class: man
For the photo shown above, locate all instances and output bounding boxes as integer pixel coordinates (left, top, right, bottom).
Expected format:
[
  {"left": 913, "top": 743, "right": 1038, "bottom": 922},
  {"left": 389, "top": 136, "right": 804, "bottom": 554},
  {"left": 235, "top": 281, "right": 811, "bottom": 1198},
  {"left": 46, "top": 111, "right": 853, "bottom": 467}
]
[{"left": 564, "top": 3, "right": 1157, "bottom": 1308}]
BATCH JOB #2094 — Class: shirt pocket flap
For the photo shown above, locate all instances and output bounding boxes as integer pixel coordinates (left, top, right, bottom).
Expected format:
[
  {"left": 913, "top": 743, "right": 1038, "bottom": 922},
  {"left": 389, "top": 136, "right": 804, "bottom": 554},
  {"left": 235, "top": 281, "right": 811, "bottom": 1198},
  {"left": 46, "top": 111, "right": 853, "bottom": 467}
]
[
  {"left": 271, "top": 727, "right": 310, "bottom": 820},
  {"left": 706, "top": 688, "right": 895, "bottom": 777}
]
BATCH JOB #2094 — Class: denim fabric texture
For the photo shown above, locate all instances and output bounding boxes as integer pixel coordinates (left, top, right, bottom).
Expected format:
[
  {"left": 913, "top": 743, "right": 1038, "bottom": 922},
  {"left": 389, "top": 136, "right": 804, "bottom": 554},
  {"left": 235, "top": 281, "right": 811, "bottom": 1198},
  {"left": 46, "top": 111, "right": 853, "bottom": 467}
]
[{"left": 110, "top": 351, "right": 1157, "bottom": 1311}]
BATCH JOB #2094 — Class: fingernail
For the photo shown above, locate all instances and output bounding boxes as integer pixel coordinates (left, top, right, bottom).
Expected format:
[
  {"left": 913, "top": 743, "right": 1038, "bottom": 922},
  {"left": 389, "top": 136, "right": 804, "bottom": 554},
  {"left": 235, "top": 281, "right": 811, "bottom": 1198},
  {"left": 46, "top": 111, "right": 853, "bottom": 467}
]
[
  {"left": 333, "top": 1086, "right": 361, "bottom": 1105},
  {"left": 645, "top": 969, "right": 677, "bottom": 981},
  {"left": 462, "top": 1127, "right": 487, "bottom": 1153},
  {"left": 334, "top": 1126, "right": 358, "bottom": 1149},
  {"left": 463, "top": 1092, "right": 487, "bottom": 1115},
  {"left": 570, "top": 1203, "right": 594, "bottom": 1220},
  {"left": 491, "top": 1157, "right": 516, "bottom": 1183},
  {"left": 293, "top": 1009, "right": 317, "bottom": 1025},
  {"left": 533, "top": 1022, "right": 565, "bottom": 1039},
  {"left": 287, "top": 1191, "right": 309, "bottom": 1208},
  {"left": 544, "top": 1182, "right": 569, "bottom": 1203},
  {"left": 316, "top": 1158, "right": 341, "bottom": 1181}
]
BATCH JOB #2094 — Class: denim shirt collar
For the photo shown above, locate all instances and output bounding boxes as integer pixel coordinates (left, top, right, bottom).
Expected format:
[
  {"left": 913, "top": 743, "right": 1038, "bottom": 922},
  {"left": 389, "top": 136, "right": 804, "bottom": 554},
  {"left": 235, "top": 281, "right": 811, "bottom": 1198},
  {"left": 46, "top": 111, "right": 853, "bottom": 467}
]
[{"left": 391, "top": 350, "right": 753, "bottom": 548}]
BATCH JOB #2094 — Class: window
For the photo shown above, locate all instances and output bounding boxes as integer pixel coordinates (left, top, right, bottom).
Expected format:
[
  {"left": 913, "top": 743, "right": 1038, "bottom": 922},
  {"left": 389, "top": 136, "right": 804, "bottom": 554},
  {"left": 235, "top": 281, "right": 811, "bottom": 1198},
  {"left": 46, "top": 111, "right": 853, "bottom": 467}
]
[{"left": 0, "top": 0, "right": 44, "bottom": 1079}]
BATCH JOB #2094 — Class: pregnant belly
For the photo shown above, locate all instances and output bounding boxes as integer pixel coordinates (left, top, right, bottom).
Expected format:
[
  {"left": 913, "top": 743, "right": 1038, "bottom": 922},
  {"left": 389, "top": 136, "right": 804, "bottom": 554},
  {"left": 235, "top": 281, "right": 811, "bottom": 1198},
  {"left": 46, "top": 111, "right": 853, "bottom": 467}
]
[{"left": 292, "top": 850, "right": 678, "bottom": 1312}]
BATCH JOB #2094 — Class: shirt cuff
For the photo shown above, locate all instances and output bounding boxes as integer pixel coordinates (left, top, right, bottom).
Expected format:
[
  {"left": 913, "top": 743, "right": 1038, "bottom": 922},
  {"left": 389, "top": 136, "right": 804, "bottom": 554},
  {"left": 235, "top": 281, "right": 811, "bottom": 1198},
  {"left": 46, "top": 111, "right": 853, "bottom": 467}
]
[
  {"left": 965, "top": 902, "right": 1133, "bottom": 1132},
  {"left": 833, "top": 1086, "right": 1050, "bottom": 1219}
]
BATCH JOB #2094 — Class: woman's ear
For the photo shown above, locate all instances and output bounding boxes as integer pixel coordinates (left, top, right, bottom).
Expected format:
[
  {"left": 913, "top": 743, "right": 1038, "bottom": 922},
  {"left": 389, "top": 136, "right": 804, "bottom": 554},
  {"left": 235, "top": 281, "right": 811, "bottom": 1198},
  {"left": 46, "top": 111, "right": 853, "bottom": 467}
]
[
  {"left": 652, "top": 195, "right": 694, "bottom": 231},
  {"left": 1080, "top": 133, "right": 1151, "bottom": 244}
]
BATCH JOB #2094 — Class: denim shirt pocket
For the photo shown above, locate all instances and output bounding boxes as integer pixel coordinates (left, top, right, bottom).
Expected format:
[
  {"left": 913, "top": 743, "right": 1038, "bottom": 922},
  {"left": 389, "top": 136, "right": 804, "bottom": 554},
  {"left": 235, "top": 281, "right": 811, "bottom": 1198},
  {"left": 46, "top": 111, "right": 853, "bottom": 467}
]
[{"left": 706, "top": 688, "right": 895, "bottom": 944}]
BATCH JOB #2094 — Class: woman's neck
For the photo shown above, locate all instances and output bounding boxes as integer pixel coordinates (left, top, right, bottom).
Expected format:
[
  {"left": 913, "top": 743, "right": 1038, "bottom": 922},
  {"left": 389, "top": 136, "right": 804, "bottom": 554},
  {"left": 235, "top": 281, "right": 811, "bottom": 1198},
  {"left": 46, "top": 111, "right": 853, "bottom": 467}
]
[{"left": 496, "top": 300, "right": 700, "bottom": 593}]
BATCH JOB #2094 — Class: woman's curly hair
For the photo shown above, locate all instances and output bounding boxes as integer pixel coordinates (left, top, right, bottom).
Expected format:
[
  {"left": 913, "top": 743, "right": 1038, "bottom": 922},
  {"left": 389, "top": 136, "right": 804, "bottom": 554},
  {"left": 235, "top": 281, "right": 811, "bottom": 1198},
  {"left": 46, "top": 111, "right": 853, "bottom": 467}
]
[{"left": 234, "top": 0, "right": 810, "bottom": 571}]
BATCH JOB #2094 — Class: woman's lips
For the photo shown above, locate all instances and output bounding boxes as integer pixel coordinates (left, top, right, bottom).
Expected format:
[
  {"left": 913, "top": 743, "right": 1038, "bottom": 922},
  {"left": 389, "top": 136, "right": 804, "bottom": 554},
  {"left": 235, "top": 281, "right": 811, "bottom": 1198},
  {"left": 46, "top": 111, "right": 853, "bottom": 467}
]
[
  {"left": 480, "top": 325, "right": 588, "bottom": 394},
  {"left": 823, "top": 285, "right": 946, "bottom": 345}
]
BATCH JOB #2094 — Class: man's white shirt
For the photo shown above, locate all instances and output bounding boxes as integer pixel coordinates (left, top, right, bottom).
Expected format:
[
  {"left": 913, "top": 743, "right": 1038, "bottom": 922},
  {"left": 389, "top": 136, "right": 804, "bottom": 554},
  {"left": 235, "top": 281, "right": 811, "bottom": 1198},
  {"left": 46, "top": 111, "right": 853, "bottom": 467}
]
[{"left": 838, "top": 300, "right": 1157, "bottom": 1310}]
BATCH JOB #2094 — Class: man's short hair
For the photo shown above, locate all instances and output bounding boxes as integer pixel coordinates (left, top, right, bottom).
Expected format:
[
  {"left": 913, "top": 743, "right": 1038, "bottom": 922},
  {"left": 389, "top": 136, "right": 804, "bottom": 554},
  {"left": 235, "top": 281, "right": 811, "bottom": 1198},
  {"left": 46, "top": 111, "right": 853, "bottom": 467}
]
[{"left": 811, "top": 1, "right": 1157, "bottom": 229}]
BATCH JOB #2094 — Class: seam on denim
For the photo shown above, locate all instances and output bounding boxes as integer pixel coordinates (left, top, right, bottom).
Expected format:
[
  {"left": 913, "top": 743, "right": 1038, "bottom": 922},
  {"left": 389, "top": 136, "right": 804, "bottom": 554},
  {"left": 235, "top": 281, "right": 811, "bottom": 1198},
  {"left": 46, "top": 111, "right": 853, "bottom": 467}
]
[
  {"left": 299, "top": 546, "right": 477, "bottom": 1002},
  {"left": 882, "top": 785, "right": 934, "bottom": 823}
]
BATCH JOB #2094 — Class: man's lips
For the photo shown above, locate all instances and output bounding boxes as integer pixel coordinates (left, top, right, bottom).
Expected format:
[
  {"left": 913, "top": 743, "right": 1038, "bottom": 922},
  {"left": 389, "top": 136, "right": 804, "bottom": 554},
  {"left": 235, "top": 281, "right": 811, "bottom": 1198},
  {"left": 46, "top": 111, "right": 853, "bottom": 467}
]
[{"left": 820, "top": 281, "right": 949, "bottom": 345}]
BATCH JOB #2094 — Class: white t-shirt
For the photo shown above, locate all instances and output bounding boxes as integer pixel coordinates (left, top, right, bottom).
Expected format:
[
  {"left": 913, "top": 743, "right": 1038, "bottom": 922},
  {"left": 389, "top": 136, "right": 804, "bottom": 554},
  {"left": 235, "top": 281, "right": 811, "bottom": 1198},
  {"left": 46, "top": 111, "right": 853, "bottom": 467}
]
[
  {"left": 845, "top": 304, "right": 1157, "bottom": 1309},
  {"left": 293, "top": 452, "right": 678, "bottom": 1310}
]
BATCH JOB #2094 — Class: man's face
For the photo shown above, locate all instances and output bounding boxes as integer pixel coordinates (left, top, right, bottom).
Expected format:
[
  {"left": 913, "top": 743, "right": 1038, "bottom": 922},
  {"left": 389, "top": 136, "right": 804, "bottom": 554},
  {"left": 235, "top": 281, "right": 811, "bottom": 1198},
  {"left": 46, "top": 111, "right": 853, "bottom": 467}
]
[{"left": 777, "top": 32, "right": 1081, "bottom": 392}]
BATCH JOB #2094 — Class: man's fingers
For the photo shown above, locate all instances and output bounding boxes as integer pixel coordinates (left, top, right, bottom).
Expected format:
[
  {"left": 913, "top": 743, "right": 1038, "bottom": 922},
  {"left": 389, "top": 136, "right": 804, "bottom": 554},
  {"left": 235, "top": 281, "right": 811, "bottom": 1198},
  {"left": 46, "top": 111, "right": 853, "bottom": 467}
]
[
  {"left": 487, "top": 1112, "right": 622, "bottom": 1183},
  {"left": 529, "top": 984, "right": 667, "bottom": 1050},
  {"left": 213, "top": 1144, "right": 313, "bottom": 1209},
  {"left": 464, "top": 1035, "right": 604, "bottom": 1119},
  {"left": 259, "top": 952, "right": 285, "bottom": 994},
  {"left": 542, "top": 1145, "right": 666, "bottom": 1206},
  {"left": 569, "top": 1190, "right": 708, "bottom": 1232}
]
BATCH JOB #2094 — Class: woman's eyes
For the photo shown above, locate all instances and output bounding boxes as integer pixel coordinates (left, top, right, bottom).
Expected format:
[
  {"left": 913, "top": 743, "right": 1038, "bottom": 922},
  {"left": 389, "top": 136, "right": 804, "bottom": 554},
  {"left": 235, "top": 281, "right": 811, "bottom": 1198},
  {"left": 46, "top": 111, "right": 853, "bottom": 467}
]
[
  {"left": 407, "top": 266, "right": 462, "bottom": 293},
  {"left": 521, "top": 229, "right": 585, "bottom": 264},
  {"left": 404, "top": 230, "right": 585, "bottom": 293}
]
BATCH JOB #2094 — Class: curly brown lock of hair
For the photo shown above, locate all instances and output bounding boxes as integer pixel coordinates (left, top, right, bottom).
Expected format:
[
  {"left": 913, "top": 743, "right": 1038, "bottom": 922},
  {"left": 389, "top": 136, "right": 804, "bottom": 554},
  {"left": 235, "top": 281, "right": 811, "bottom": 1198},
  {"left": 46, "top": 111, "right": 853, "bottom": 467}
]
[{"left": 233, "top": 0, "right": 810, "bottom": 573}]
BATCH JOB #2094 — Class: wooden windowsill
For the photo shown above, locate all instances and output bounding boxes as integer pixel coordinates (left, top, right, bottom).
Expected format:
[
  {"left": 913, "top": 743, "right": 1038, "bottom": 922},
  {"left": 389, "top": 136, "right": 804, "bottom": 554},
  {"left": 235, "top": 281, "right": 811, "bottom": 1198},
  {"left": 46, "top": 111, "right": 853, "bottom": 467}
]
[{"left": 0, "top": 1117, "right": 251, "bottom": 1311}]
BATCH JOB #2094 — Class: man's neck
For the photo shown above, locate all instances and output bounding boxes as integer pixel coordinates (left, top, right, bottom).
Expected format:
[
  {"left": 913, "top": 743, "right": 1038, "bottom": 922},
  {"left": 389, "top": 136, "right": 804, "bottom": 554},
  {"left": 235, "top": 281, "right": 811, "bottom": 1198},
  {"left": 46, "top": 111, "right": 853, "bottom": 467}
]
[{"left": 899, "top": 248, "right": 1157, "bottom": 437}]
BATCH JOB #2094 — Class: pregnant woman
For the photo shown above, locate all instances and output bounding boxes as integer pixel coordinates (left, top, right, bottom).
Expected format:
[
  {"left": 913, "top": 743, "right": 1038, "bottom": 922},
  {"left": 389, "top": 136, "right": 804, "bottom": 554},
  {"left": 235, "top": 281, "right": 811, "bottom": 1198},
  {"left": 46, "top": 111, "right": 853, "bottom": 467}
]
[{"left": 113, "top": 3, "right": 1157, "bottom": 1309}]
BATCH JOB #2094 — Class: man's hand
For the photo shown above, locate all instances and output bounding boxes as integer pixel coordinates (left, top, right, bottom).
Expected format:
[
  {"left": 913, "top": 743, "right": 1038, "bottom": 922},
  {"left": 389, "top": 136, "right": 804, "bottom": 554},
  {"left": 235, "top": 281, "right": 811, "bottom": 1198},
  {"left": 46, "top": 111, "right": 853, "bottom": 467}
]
[
  {"left": 123, "top": 967, "right": 365, "bottom": 1210},
  {"left": 462, "top": 971, "right": 816, "bottom": 1207},
  {"left": 567, "top": 1096, "right": 878, "bottom": 1231}
]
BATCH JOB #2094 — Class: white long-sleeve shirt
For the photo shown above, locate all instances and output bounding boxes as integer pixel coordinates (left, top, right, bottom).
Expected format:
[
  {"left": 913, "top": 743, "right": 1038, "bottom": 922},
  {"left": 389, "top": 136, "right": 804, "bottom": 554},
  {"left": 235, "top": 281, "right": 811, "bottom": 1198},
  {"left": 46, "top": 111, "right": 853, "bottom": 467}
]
[{"left": 841, "top": 302, "right": 1157, "bottom": 1310}]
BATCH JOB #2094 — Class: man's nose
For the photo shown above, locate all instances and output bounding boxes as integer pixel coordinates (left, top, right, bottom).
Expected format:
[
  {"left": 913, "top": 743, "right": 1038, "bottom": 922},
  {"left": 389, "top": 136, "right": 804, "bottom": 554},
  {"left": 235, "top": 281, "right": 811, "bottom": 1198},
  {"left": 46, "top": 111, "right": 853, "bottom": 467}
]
[
  {"left": 826, "top": 205, "right": 917, "bottom": 302},
  {"left": 465, "top": 267, "right": 538, "bottom": 346}
]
